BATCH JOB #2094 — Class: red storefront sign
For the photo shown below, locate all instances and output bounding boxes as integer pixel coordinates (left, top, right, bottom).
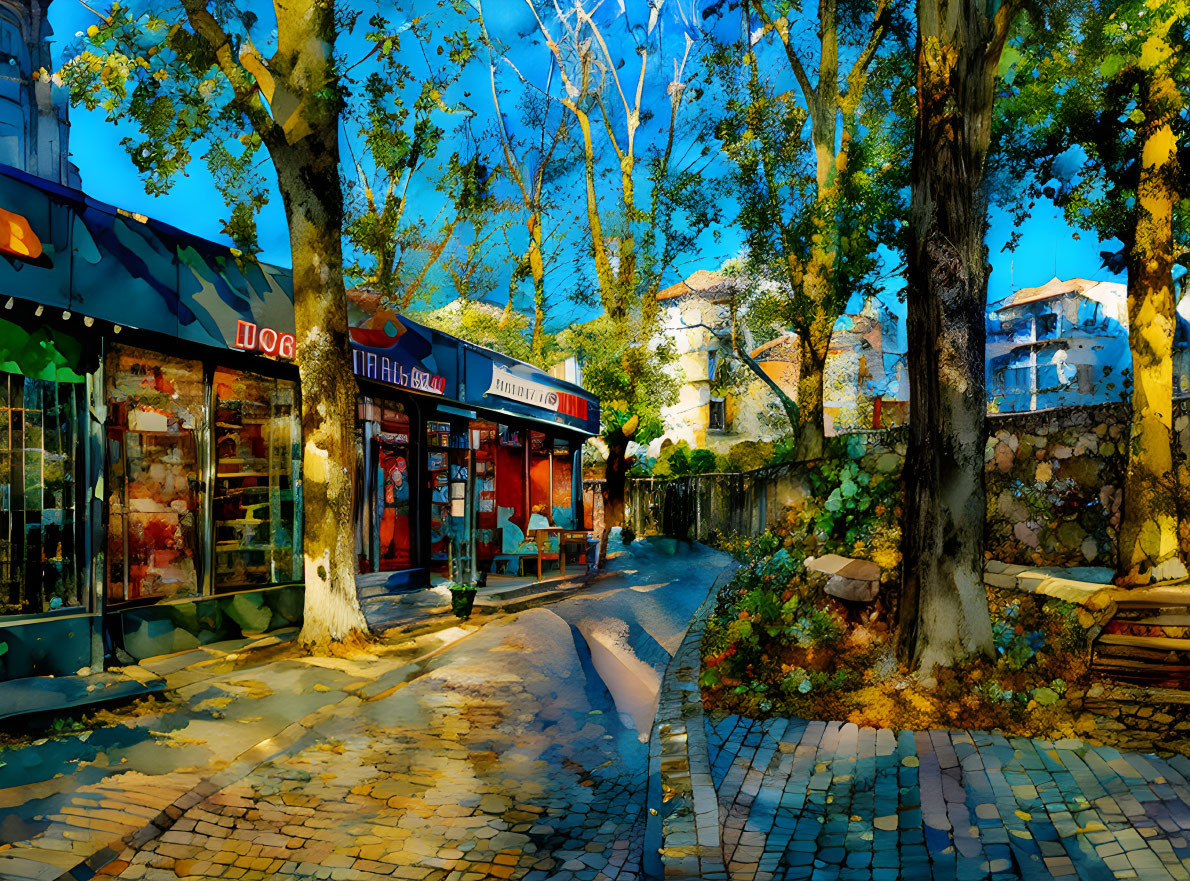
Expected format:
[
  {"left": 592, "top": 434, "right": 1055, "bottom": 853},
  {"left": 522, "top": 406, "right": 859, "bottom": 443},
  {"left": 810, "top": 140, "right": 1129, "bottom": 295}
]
[{"left": 233, "top": 320, "right": 295, "bottom": 360}]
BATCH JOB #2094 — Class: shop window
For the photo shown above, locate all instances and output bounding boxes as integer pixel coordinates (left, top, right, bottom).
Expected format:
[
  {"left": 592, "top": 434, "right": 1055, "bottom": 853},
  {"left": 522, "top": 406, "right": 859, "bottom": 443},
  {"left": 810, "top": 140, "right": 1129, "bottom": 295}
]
[
  {"left": 426, "top": 420, "right": 451, "bottom": 565},
  {"left": 212, "top": 368, "right": 301, "bottom": 588},
  {"left": 529, "top": 431, "right": 551, "bottom": 522},
  {"left": 495, "top": 425, "right": 525, "bottom": 547},
  {"left": 471, "top": 421, "right": 499, "bottom": 563},
  {"left": 373, "top": 402, "right": 411, "bottom": 571},
  {"left": 709, "top": 398, "right": 726, "bottom": 431},
  {"left": 105, "top": 345, "right": 203, "bottom": 603},
  {"left": 0, "top": 375, "right": 83, "bottom": 616},
  {"left": 551, "top": 439, "right": 575, "bottom": 528}
]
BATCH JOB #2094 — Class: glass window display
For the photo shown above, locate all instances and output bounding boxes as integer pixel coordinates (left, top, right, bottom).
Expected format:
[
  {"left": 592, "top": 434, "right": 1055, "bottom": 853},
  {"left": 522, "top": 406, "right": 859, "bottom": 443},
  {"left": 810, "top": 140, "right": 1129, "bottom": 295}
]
[
  {"left": 212, "top": 368, "right": 301, "bottom": 588},
  {"left": 0, "top": 374, "right": 83, "bottom": 615},
  {"left": 105, "top": 345, "right": 203, "bottom": 602},
  {"left": 374, "top": 403, "right": 411, "bottom": 571}
]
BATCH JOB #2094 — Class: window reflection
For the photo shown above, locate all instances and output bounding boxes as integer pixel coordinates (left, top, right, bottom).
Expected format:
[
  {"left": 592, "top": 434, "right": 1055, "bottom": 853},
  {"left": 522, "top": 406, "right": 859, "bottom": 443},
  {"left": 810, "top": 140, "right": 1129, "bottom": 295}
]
[
  {"left": 213, "top": 368, "right": 301, "bottom": 588},
  {"left": 0, "top": 374, "right": 81, "bottom": 614}
]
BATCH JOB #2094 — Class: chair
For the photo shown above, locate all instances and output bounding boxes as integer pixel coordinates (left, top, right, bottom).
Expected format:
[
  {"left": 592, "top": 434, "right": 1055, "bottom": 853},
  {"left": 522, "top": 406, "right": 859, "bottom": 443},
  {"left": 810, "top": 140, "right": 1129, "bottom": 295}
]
[
  {"left": 525, "top": 511, "right": 560, "bottom": 578},
  {"left": 496, "top": 506, "right": 539, "bottom": 574}
]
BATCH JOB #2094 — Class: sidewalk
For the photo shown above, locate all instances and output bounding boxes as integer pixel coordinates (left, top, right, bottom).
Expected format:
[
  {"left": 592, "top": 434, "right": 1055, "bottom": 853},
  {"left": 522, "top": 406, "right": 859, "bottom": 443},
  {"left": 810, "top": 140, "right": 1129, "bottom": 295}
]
[
  {"left": 359, "top": 565, "right": 602, "bottom": 637},
  {"left": 648, "top": 577, "right": 1190, "bottom": 881},
  {"left": 0, "top": 559, "right": 608, "bottom": 880}
]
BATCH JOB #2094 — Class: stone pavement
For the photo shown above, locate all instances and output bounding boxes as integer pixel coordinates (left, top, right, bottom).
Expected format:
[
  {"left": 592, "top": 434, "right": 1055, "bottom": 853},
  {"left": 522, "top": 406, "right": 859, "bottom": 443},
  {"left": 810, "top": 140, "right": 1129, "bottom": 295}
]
[
  {"left": 703, "top": 714, "right": 1190, "bottom": 881},
  {"left": 0, "top": 537, "right": 732, "bottom": 881},
  {"left": 647, "top": 567, "right": 1190, "bottom": 881}
]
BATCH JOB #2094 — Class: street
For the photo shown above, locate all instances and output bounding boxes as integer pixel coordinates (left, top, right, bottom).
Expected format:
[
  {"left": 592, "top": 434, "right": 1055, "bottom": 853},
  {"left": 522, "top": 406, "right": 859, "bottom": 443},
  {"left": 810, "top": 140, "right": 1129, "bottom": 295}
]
[{"left": 0, "top": 539, "right": 731, "bottom": 881}]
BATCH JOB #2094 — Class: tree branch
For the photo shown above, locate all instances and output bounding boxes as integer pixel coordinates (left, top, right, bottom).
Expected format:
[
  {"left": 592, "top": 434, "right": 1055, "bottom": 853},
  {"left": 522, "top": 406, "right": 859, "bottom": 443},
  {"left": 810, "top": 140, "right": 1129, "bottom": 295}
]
[
  {"left": 750, "top": 1, "right": 817, "bottom": 117},
  {"left": 180, "top": 0, "right": 283, "bottom": 147}
]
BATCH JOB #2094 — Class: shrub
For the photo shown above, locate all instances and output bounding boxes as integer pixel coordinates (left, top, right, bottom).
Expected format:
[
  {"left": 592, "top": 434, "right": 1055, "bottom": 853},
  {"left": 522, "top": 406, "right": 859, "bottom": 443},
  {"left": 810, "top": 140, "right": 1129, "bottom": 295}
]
[{"left": 689, "top": 448, "right": 718, "bottom": 474}]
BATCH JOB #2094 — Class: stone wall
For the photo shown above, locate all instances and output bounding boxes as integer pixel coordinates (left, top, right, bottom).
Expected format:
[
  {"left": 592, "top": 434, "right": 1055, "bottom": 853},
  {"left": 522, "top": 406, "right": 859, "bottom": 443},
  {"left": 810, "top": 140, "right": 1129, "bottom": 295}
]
[
  {"left": 631, "top": 400, "right": 1190, "bottom": 569},
  {"left": 984, "top": 403, "right": 1130, "bottom": 568}
]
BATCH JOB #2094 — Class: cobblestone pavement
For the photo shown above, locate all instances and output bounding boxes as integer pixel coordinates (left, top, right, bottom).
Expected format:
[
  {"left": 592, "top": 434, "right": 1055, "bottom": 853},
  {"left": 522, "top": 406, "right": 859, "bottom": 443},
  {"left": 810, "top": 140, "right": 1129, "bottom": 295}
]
[
  {"left": 86, "top": 539, "right": 730, "bottom": 881},
  {"left": 706, "top": 712, "right": 1190, "bottom": 881}
]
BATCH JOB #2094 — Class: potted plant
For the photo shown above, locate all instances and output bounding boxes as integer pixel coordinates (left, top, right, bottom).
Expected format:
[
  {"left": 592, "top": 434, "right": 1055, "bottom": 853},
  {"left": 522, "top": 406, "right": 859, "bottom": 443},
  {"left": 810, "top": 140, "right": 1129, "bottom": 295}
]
[{"left": 447, "top": 581, "right": 478, "bottom": 619}]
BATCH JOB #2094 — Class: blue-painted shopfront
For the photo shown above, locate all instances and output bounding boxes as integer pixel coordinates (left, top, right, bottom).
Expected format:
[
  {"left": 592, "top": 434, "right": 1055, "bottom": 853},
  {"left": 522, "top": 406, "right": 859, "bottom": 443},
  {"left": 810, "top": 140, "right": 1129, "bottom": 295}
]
[
  {"left": 348, "top": 308, "right": 599, "bottom": 589},
  {"left": 0, "top": 163, "right": 597, "bottom": 683}
]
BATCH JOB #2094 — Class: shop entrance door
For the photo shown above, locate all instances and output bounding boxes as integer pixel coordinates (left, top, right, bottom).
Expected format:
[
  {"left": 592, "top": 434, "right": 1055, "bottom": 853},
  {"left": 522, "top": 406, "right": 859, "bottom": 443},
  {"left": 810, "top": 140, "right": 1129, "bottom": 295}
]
[{"left": 375, "top": 432, "right": 411, "bottom": 570}]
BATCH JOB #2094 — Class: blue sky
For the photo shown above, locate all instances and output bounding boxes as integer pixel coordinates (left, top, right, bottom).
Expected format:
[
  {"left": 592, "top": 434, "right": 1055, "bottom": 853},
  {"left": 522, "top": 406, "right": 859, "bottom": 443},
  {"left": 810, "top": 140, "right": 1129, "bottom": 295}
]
[{"left": 47, "top": 1, "right": 1126, "bottom": 328}]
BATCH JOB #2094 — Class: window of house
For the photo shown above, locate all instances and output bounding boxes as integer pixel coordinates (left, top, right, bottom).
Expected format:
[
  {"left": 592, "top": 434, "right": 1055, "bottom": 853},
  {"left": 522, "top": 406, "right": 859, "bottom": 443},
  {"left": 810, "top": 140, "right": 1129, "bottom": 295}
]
[
  {"left": 212, "top": 368, "right": 301, "bottom": 588},
  {"left": 709, "top": 397, "right": 726, "bottom": 432},
  {"left": 0, "top": 375, "right": 83, "bottom": 616},
  {"left": 105, "top": 345, "right": 204, "bottom": 603}
]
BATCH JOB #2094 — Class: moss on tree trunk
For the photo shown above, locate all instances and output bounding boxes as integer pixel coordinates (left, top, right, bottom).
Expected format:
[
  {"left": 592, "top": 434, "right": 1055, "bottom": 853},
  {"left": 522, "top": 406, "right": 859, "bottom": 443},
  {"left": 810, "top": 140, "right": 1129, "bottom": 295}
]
[{"left": 1118, "top": 65, "right": 1184, "bottom": 585}]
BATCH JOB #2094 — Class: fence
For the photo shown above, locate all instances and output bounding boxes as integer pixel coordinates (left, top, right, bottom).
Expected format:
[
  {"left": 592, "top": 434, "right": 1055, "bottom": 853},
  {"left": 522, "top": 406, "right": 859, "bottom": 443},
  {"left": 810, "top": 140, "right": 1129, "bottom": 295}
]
[{"left": 625, "top": 463, "right": 816, "bottom": 543}]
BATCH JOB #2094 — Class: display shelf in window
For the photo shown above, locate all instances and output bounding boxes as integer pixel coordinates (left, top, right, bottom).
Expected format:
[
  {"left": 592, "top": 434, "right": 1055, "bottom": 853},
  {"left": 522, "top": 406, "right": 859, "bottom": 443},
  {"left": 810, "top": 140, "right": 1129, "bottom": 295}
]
[{"left": 211, "top": 368, "right": 300, "bottom": 589}]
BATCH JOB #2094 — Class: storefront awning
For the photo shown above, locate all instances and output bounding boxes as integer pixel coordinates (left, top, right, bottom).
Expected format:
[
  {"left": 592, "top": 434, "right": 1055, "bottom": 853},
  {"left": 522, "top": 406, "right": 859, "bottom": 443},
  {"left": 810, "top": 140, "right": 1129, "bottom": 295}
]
[{"left": 0, "top": 164, "right": 294, "bottom": 355}]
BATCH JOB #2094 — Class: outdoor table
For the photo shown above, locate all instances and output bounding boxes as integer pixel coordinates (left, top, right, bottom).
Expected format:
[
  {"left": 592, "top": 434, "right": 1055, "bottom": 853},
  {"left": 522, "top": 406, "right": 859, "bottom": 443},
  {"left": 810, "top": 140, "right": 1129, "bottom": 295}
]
[{"left": 527, "top": 526, "right": 565, "bottom": 580}]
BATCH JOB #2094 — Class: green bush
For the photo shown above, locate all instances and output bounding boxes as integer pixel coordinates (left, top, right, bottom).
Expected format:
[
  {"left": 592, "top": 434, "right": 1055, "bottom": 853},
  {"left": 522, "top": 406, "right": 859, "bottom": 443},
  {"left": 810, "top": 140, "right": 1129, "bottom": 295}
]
[{"left": 652, "top": 441, "right": 692, "bottom": 479}]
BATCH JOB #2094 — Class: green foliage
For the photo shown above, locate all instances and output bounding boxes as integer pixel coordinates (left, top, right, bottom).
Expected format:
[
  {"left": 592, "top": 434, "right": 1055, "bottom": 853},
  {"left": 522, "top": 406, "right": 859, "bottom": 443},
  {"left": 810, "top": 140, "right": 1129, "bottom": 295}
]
[
  {"left": 701, "top": 547, "right": 848, "bottom": 711},
  {"left": 60, "top": 4, "right": 272, "bottom": 249},
  {"left": 561, "top": 317, "right": 678, "bottom": 442},
  {"left": 342, "top": 7, "right": 490, "bottom": 308},
  {"left": 407, "top": 299, "right": 543, "bottom": 363},
  {"left": 703, "top": 2, "right": 912, "bottom": 393},
  {"left": 992, "top": 0, "right": 1190, "bottom": 265},
  {"left": 652, "top": 441, "right": 692, "bottom": 479},
  {"left": 649, "top": 442, "right": 720, "bottom": 479},
  {"left": 689, "top": 448, "right": 719, "bottom": 474}
]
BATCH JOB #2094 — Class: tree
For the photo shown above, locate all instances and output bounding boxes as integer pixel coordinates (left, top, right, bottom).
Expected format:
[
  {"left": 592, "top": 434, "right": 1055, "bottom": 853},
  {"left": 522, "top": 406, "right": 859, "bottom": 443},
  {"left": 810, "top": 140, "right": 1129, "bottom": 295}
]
[
  {"left": 476, "top": 4, "right": 573, "bottom": 366},
  {"left": 709, "top": 0, "right": 910, "bottom": 459},
  {"left": 410, "top": 299, "right": 539, "bottom": 363},
  {"left": 897, "top": 0, "right": 1023, "bottom": 671},
  {"left": 993, "top": 0, "right": 1190, "bottom": 584},
  {"left": 340, "top": 7, "right": 483, "bottom": 312},
  {"left": 63, "top": 0, "right": 389, "bottom": 647},
  {"left": 519, "top": 0, "right": 721, "bottom": 563}
]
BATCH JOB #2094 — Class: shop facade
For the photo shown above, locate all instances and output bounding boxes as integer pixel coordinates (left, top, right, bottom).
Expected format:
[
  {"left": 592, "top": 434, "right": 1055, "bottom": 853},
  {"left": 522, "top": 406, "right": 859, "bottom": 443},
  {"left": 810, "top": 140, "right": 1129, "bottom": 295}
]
[
  {"left": 0, "top": 163, "right": 600, "bottom": 685},
  {"left": 0, "top": 164, "right": 303, "bottom": 681},
  {"left": 349, "top": 310, "right": 599, "bottom": 589}
]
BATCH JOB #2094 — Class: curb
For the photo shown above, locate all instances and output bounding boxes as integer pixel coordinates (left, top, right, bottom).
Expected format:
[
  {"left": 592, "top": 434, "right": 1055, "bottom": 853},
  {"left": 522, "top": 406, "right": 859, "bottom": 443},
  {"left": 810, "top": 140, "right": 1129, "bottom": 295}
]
[
  {"left": 374, "top": 568, "right": 610, "bottom": 640},
  {"left": 644, "top": 563, "right": 738, "bottom": 880}
]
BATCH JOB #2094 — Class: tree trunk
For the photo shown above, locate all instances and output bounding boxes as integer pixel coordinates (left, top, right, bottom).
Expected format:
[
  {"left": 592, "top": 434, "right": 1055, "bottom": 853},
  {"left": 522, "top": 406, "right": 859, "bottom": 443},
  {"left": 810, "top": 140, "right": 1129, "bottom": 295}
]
[
  {"left": 529, "top": 214, "right": 546, "bottom": 365},
  {"left": 599, "top": 431, "right": 630, "bottom": 568},
  {"left": 272, "top": 134, "right": 369, "bottom": 648},
  {"left": 898, "top": 0, "right": 1012, "bottom": 671},
  {"left": 793, "top": 318, "right": 831, "bottom": 460},
  {"left": 1118, "top": 65, "right": 1184, "bottom": 585}
]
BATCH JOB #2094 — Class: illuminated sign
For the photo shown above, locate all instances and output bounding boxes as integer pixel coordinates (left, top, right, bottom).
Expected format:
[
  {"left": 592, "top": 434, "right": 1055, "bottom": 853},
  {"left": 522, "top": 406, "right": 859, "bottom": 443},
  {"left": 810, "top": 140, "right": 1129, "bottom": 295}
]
[
  {"left": 0, "top": 206, "right": 44, "bottom": 263},
  {"left": 486, "top": 366, "right": 559, "bottom": 409},
  {"left": 352, "top": 348, "right": 446, "bottom": 395},
  {"left": 233, "top": 320, "right": 295, "bottom": 359}
]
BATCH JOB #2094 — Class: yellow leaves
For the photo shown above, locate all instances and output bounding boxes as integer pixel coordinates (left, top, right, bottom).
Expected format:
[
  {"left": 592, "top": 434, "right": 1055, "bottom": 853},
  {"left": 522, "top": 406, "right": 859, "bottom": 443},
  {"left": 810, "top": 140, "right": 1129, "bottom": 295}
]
[
  {"left": 86, "top": 24, "right": 99, "bottom": 39},
  {"left": 312, "top": 683, "right": 332, "bottom": 692},
  {"left": 1142, "top": 124, "right": 1178, "bottom": 171},
  {"left": 622, "top": 414, "right": 639, "bottom": 437},
  {"left": 1140, "top": 34, "right": 1174, "bottom": 71}
]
